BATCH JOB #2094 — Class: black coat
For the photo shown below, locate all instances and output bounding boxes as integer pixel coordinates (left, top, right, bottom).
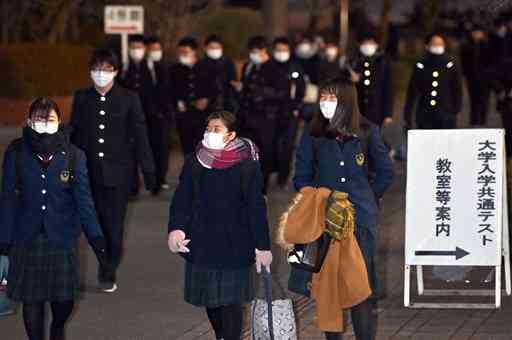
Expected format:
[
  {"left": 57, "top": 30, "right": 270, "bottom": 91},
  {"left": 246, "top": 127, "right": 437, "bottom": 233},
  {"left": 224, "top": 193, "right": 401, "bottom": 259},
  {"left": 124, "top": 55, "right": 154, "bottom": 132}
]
[
  {"left": 70, "top": 84, "right": 155, "bottom": 187},
  {"left": 198, "top": 56, "right": 237, "bottom": 111},
  {"left": 352, "top": 52, "right": 394, "bottom": 125},
  {"left": 294, "top": 54, "right": 321, "bottom": 85},
  {"left": 239, "top": 60, "right": 288, "bottom": 124},
  {"left": 460, "top": 39, "right": 493, "bottom": 84},
  {"left": 266, "top": 59, "right": 306, "bottom": 115},
  {"left": 168, "top": 62, "right": 215, "bottom": 113},
  {"left": 168, "top": 157, "right": 270, "bottom": 269},
  {"left": 403, "top": 53, "right": 463, "bottom": 127}
]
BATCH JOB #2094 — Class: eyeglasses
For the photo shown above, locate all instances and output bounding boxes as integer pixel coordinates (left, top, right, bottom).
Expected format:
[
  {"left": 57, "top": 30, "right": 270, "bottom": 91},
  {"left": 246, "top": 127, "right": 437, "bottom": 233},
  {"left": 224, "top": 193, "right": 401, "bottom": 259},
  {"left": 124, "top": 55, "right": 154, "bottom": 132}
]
[{"left": 91, "top": 67, "right": 115, "bottom": 73}]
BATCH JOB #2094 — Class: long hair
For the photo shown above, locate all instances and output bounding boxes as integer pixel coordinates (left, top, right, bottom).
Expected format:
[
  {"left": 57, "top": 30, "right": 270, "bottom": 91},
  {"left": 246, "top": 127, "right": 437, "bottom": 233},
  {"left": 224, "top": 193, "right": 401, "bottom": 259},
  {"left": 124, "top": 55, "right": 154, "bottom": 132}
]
[{"left": 310, "top": 79, "right": 370, "bottom": 139}]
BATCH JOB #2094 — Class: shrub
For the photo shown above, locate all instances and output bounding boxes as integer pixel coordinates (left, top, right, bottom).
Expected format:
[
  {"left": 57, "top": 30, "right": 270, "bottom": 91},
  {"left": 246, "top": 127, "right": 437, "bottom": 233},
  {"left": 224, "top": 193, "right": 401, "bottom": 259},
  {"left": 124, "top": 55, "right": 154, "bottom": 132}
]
[{"left": 0, "top": 44, "right": 93, "bottom": 99}]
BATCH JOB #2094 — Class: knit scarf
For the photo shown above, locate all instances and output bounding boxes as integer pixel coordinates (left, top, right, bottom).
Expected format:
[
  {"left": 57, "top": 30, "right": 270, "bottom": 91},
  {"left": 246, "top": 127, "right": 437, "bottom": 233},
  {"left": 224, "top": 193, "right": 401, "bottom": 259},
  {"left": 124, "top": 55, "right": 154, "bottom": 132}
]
[{"left": 195, "top": 137, "right": 259, "bottom": 169}]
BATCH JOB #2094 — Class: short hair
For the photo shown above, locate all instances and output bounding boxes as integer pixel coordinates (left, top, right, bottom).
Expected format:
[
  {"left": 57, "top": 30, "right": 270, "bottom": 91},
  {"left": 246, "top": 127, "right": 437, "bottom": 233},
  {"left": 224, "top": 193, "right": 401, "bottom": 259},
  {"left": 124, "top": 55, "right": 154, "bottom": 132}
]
[
  {"left": 144, "top": 35, "right": 161, "bottom": 45},
  {"left": 89, "top": 48, "right": 120, "bottom": 70},
  {"left": 205, "top": 34, "right": 223, "bottom": 46},
  {"left": 324, "top": 34, "right": 339, "bottom": 46},
  {"left": 129, "top": 34, "right": 145, "bottom": 44},
  {"left": 359, "top": 31, "right": 378, "bottom": 43},
  {"left": 298, "top": 33, "right": 315, "bottom": 43},
  {"left": 206, "top": 111, "right": 238, "bottom": 133},
  {"left": 424, "top": 32, "right": 446, "bottom": 45},
  {"left": 248, "top": 35, "right": 268, "bottom": 50},
  {"left": 28, "top": 97, "right": 61, "bottom": 120},
  {"left": 272, "top": 36, "right": 290, "bottom": 48},
  {"left": 178, "top": 36, "right": 198, "bottom": 50}
]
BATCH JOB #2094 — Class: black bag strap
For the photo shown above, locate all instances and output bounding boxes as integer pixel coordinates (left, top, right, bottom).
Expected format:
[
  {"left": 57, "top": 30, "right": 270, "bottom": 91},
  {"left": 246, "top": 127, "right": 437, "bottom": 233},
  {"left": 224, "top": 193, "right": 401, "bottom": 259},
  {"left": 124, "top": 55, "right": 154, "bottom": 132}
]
[{"left": 251, "top": 267, "right": 275, "bottom": 340}]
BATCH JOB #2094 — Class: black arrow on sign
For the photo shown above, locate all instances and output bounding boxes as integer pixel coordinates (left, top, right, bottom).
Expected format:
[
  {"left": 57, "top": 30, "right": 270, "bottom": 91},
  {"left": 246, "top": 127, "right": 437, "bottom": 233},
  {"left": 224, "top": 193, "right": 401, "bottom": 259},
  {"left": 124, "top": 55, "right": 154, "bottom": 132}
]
[{"left": 415, "top": 247, "right": 470, "bottom": 260}]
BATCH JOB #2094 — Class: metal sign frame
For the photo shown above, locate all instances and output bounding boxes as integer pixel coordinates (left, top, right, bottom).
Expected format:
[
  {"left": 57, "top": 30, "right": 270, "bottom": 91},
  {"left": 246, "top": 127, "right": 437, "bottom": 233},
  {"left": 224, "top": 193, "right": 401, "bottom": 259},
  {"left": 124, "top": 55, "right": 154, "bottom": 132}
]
[{"left": 404, "top": 130, "right": 512, "bottom": 309}]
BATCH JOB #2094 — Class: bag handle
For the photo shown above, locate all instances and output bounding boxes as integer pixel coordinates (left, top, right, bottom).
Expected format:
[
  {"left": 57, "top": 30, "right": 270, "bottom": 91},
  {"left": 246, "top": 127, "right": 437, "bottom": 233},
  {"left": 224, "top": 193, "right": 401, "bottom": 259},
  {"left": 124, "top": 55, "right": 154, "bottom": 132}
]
[{"left": 251, "top": 267, "right": 275, "bottom": 340}]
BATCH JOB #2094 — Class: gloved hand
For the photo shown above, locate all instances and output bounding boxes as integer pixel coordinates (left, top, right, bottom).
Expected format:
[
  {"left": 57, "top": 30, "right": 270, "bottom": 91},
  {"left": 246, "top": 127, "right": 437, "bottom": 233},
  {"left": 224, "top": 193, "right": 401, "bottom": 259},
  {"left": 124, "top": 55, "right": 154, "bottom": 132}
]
[
  {"left": 255, "top": 249, "right": 272, "bottom": 273},
  {"left": 168, "top": 230, "right": 191, "bottom": 253},
  {"left": 0, "top": 243, "right": 11, "bottom": 256},
  {"left": 143, "top": 172, "right": 157, "bottom": 192}
]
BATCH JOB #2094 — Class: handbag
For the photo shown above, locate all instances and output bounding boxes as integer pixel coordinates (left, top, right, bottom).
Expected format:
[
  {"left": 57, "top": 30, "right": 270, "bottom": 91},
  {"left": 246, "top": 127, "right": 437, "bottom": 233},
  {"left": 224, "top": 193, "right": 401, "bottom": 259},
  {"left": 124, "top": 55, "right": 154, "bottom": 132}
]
[
  {"left": 251, "top": 268, "right": 297, "bottom": 340},
  {"left": 287, "top": 232, "right": 332, "bottom": 273}
]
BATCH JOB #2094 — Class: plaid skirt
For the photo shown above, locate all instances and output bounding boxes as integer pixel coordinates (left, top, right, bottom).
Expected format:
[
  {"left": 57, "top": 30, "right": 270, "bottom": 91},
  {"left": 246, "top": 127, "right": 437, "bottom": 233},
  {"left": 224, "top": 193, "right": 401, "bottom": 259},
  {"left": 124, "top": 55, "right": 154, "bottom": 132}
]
[
  {"left": 184, "top": 262, "right": 254, "bottom": 308},
  {"left": 7, "top": 236, "right": 80, "bottom": 303}
]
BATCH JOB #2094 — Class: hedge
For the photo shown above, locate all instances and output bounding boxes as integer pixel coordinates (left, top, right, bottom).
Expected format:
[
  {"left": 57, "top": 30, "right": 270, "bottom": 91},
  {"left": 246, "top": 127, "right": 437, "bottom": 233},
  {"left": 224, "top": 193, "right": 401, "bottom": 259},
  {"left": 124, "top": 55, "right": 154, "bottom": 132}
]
[{"left": 0, "top": 44, "right": 93, "bottom": 99}]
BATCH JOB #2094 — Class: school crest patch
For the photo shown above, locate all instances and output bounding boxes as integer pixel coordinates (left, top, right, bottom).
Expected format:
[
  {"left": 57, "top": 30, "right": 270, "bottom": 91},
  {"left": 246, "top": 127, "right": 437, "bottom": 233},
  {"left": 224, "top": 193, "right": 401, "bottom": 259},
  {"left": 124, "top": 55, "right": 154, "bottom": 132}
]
[{"left": 356, "top": 153, "right": 365, "bottom": 166}]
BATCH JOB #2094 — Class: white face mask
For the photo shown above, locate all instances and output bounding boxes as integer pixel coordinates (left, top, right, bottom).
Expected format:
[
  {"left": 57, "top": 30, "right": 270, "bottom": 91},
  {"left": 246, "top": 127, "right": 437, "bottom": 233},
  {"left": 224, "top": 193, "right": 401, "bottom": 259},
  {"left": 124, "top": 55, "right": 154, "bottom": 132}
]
[
  {"left": 360, "top": 43, "right": 378, "bottom": 57},
  {"left": 274, "top": 51, "right": 290, "bottom": 63},
  {"left": 207, "top": 48, "right": 223, "bottom": 60},
  {"left": 325, "top": 47, "right": 339, "bottom": 61},
  {"left": 296, "top": 43, "right": 313, "bottom": 58},
  {"left": 203, "top": 132, "right": 228, "bottom": 150},
  {"left": 319, "top": 100, "right": 337, "bottom": 120},
  {"left": 250, "top": 52, "right": 263, "bottom": 65},
  {"left": 429, "top": 46, "right": 445, "bottom": 55},
  {"left": 129, "top": 48, "right": 145, "bottom": 62},
  {"left": 31, "top": 121, "right": 59, "bottom": 135},
  {"left": 91, "top": 71, "right": 115, "bottom": 88},
  {"left": 179, "top": 55, "right": 195, "bottom": 66},
  {"left": 149, "top": 50, "right": 163, "bottom": 62}
]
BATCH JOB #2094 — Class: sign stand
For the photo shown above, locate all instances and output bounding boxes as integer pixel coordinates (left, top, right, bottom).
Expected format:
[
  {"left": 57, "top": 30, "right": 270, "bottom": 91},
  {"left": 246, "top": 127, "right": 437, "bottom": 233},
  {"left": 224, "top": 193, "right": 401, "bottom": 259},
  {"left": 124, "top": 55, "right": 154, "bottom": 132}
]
[
  {"left": 404, "top": 129, "right": 512, "bottom": 309},
  {"left": 104, "top": 5, "right": 144, "bottom": 69}
]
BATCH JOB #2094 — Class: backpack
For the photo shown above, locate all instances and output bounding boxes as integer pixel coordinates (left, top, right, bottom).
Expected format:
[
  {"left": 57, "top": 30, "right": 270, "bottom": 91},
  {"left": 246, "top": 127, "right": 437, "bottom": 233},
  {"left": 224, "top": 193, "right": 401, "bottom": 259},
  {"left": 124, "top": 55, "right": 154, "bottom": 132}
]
[
  {"left": 190, "top": 157, "right": 255, "bottom": 204},
  {"left": 10, "top": 138, "right": 78, "bottom": 193}
]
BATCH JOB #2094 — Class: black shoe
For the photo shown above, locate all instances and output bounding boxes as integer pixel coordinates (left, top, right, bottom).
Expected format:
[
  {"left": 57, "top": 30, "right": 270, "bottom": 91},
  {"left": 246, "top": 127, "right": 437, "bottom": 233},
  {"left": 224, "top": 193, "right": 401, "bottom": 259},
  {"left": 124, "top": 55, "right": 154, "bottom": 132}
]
[{"left": 98, "top": 281, "right": 118, "bottom": 293}]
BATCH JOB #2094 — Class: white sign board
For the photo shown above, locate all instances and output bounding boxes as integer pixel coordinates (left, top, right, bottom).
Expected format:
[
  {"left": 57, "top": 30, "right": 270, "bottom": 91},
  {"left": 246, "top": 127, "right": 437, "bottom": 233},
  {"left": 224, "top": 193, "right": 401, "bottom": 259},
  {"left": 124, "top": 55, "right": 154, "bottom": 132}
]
[
  {"left": 104, "top": 6, "right": 144, "bottom": 34},
  {"left": 405, "top": 129, "right": 504, "bottom": 266}
]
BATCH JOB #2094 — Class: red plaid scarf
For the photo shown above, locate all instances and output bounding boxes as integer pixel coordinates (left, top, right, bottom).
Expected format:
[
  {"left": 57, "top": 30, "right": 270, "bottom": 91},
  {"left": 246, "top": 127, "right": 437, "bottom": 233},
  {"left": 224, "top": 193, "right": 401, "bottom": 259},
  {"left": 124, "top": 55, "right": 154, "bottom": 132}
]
[{"left": 195, "top": 137, "right": 259, "bottom": 169}]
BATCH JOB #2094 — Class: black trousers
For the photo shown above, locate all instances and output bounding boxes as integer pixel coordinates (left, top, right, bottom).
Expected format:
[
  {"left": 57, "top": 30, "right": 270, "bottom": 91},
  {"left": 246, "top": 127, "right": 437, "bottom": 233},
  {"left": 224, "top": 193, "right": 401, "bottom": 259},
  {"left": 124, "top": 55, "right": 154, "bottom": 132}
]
[
  {"left": 176, "top": 110, "right": 208, "bottom": 156},
  {"left": 275, "top": 115, "right": 299, "bottom": 186},
  {"left": 147, "top": 116, "right": 171, "bottom": 189},
  {"left": 243, "top": 115, "right": 277, "bottom": 192},
  {"left": 500, "top": 110, "right": 512, "bottom": 157},
  {"left": 467, "top": 79, "right": 491, "bottom": 126},
  {"left": 91, "top": 183, "right": 130, "bottom": 282},
  {"left": 417, "top": 112, "right": 456, "bottom": 129}
]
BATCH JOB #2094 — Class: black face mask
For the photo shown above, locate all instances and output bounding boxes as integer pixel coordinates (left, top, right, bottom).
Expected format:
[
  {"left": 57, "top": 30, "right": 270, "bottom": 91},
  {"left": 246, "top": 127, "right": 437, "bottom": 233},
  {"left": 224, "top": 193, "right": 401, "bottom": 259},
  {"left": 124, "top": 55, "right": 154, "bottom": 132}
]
[{"left": 23, "top": 126, "right": 65, "bottom": 156}]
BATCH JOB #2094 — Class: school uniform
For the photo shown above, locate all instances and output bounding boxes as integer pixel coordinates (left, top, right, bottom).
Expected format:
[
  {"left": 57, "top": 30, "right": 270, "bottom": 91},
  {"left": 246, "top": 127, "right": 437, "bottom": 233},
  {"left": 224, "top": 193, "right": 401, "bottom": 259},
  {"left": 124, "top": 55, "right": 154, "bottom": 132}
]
[
  {"left": 0, "top": 129, "right": 103, "bottom": 302},
  {"left": 168, "top": 157, "right": 270, "bottom": 307},
  {"left": 70, "top": 84, "right": 156, "bottom": 283},
  {"left": 293, "top": 124, "right": 394, "bottom": 296}
]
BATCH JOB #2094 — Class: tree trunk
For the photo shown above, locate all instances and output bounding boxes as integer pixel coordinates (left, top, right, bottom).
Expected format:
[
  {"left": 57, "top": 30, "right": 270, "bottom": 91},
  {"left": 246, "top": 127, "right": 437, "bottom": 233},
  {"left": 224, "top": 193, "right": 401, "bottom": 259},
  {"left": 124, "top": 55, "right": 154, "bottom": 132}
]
[
  {"left": 339, "top": 0, "right": 349, "bottom": 55},
  {"left": 307, "top": 0, "right": 321, "bottom": 32},
  {"left": 47, "top": 0, "right": 73, "bottom": 43},
  {"left": 262, "top": 0, "right": 288, "bottom": 40},
  {"left": 378, "top": 0, "right": 392, "bottom": 46},
  {"left": 2, "top": 0, "right": 8, "bottom": 43}
]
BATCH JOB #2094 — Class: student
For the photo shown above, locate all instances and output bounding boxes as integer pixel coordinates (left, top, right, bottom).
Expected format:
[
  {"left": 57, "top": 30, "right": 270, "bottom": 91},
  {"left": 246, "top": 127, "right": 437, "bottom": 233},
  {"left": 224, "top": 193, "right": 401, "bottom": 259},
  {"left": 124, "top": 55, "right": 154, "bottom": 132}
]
[
  {"left": 70, "top": 48, "right": 156, "bottom": 292},
  {"left": 168, "top": 111, "right": 272, "bottom": 340},
  {"left": 403, "top": 33, "right": 463, "bottom": 130},
  {"left": 294, "top": 80, "right": 394, "bottom": 340},
  {"left": 0, "top": 97, "right": 106, "bottom": 340}
]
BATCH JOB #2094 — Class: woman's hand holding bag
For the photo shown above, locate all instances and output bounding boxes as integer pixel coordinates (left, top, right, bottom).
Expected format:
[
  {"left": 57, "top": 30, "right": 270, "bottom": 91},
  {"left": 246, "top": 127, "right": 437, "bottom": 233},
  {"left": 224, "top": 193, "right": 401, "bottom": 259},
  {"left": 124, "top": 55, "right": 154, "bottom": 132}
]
[{"left": 255, "top": 249, "right": 272, "bottom": 273}]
